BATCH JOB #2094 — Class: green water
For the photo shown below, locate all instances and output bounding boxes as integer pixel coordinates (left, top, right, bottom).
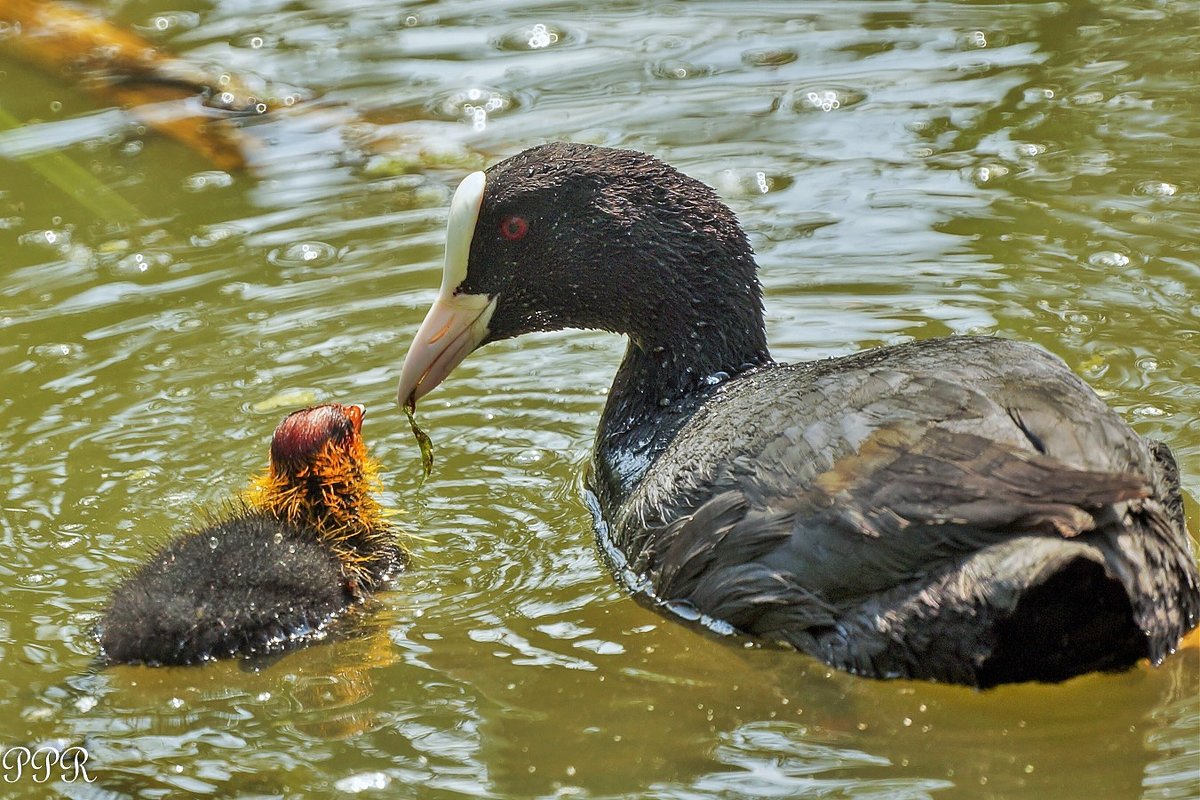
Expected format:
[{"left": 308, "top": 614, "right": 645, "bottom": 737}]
[{"left": 1, "top": 1, "right": 1197, "bottom": 797}]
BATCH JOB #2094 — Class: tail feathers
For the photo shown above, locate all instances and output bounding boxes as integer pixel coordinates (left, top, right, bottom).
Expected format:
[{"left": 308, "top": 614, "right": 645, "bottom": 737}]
[
  {"left": 798, "top": 529, "right": 1199, "bottom": 687},
  {"left": 1116, "top": 500, "right": 1200, "bottom": 664}
]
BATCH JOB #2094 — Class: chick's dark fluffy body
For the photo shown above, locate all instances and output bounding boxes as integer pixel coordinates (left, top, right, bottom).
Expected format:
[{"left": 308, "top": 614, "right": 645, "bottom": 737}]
[{"left": 99, "top": 509, "right": 355, "bottom": 666}]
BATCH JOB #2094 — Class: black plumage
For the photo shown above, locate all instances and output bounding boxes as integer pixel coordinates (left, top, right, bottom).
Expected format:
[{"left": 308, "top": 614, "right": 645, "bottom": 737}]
[
  {"left": 99, "top": 509, "right": 352, "bottom": 665},
  {"left": 397, "top": 142, "right": 1199, "bottom": 686},
  {"left": 98, "top": 403, "right": 402, "bottom": 666}
]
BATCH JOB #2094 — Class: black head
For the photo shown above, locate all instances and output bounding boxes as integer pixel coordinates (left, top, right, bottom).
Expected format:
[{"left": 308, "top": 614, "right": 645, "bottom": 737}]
[
  {"left": 397, "top": 142, "right": 769, "bottom": 406},
  {"left": 465, "top": 142, "right": 759, "bottom": 340}
]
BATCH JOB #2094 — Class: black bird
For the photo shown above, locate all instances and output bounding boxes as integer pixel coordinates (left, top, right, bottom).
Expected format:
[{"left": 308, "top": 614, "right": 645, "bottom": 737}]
[
  {"left": 99, "top": 403, "right": 404, "bottom": 666},
  {"left": 396, "top": 142, "right": 1199, "bottom": 687}
]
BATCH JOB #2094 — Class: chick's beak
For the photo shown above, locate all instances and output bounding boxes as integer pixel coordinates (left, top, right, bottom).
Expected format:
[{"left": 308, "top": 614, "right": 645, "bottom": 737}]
[
  {"left": 345, "top": 403, "right": 365, "bottom": 434},
  {"left": 397, "top": 170, "right": 494, "bottom": 408}
]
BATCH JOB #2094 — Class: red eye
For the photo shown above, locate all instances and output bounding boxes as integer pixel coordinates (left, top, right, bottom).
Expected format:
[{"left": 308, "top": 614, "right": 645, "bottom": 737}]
[{"left": 499, "top": 215, "right": 528, "bottom": 241}]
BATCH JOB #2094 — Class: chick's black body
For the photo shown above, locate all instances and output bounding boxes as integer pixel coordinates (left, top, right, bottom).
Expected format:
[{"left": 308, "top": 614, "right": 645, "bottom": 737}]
[
  {"left": 402, "top": 142, "right": 1200, "bottom": 686},
  {"left": 99, "top": 509, "right": 352, "bottom": 666},
  {"left": 99, "top": 404, "right": 401, "bottom": 666}
]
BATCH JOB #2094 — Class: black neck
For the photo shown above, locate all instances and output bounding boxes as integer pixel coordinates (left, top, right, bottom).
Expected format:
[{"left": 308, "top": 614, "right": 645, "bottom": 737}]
[{"left": 593, "top": 293, "right": 771, "bottom": 504}]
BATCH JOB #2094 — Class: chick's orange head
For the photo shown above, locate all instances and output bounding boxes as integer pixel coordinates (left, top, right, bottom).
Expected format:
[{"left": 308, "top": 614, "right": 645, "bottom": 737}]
[{"left": 270, "top": 403, "right": 366, "bottom": 472}]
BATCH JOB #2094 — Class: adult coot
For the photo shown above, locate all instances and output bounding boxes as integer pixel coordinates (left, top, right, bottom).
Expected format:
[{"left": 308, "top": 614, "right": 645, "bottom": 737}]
[
  {"left": 99, "top": 403, "right": 404, "bottom": 666},
  {"left": 396, "top": 142, "right": 1199, "bottom": 687}
]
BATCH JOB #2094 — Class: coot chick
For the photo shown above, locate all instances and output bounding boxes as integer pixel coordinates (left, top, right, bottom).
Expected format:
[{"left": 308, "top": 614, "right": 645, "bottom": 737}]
[
  {"left": 396, "top": 142, "right": 1199, "bottom": 687},
  {"left": 99, "top": 403, "right": 403, "bottom": 666}
]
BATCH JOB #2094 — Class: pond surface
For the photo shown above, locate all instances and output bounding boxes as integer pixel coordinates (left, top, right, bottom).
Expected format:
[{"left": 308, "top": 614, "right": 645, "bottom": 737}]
[{"left": 1, "top": 0, "right": 1197, "bottom": 797}]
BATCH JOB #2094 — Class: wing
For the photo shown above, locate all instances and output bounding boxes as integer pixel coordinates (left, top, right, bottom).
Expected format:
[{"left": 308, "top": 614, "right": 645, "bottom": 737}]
[{"left": 611, "top": 337, "right": 1197, "bottom": 659}]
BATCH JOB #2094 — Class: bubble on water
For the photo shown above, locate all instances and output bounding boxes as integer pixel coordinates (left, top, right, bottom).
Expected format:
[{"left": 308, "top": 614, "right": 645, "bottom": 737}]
[
  {"left": 114, "top": 250, "right": 172, "bottom": 275},
  {"left": 712, "top": 169, "right": 795, "bottom": 198},
  {"left": 267, "top": 241, "right": 338, "bottom": 268},
  {"left": 650, "top": 60, "right": 712, "bottom": 80},
  {"left": 19, "top": 572, "right": 51, "bottom": 587},
  {"left": 964, "top": 30, "right": 988, "bottom": 48},
  {"left": 971, "top": 164, "right": 1010, "bottom": 185},
  {"left": 135, "top": 10, "right": 200, "bottom": 34},
  {"left": 1087, "top": 251, "right": 1130, "bottom": 269},
  {"left": 1134, "top": 181, "right": 1177, "bottom": 198},
  {"left": 18, "top": 229, "right": 71, "bottom": 251},
  {"left": 792, "top": 86, "right": 865, "bottom": 113},
  {"left": 428, "top": 87, "right": 516, "bottom": 131},
  {"left": 29, "top": 342, "right": 84, "bottom": 361},
  {"left": 1022, "top": 87, "right": 1056, "bottom": 104},
  {"left": 191, "top": 223, "right": 241, "bottom": 248},
  {"left": 335, "top": 772, "right": 391, "bottom": 793},
  {"left": 182, "top": 170, "right": 234, "bottom": 193},
  {"left": 497, "top": 22, "right": 568, "bottom": 51},
  {"left": 741, "top": 47, "right": 798, "bottom": 68},
  {"left": 1133, "top": 405, "right": 1165, "bottom": 418}
]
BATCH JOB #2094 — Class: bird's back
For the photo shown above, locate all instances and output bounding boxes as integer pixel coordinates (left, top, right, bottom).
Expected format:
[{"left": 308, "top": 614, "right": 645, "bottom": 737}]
[{"left": 600, "top": 336, "right": 1199, "bottom": 685}]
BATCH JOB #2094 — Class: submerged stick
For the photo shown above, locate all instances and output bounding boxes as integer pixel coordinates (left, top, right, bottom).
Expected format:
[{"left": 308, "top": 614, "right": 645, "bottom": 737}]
[{"left": 404, "top": 399, "right": 434, "bottom": 483}]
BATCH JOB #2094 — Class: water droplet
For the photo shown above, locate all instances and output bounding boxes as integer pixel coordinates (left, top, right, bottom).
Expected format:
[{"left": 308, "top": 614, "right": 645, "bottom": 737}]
[
  {"left": 272, "top": 531, "right": 284, "bottom": 545},
  {"left": 209, "top": 537, "right": 219, "bottom": 549}
]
